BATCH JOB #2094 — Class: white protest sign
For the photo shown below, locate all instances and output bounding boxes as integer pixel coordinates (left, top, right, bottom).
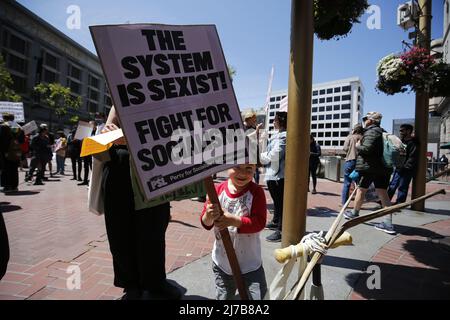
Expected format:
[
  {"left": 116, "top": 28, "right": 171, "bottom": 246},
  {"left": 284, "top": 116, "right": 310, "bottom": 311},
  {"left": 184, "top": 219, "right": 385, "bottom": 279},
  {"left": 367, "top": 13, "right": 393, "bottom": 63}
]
[
  {"left": 90, "top": 24, "right": 246, "bottom": 200},
  {"left": 22, "top": 120, "right": 38, "bottom": 135},
  {"left": 0, "top": 101, "right": 25, "bottom": 123},
  {"left": 74, "top": 121, "right": 94, "bottom": 140}
]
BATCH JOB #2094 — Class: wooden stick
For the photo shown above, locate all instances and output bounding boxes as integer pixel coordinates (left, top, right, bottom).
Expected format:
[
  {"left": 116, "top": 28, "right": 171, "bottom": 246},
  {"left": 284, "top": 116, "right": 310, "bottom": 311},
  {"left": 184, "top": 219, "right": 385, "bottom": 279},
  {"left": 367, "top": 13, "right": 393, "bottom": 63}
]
[
  {"left": 283, "top": 187, "right": 358, "bottom": 299},
  {"left": 203, "top": 177, "right": 249, "bottom": 300},
  {"left": 291, "top": 188, "right": 445, "bottom": 300},
  {"left": 426, "top": 168, "right": 450, "bottom": 182}
]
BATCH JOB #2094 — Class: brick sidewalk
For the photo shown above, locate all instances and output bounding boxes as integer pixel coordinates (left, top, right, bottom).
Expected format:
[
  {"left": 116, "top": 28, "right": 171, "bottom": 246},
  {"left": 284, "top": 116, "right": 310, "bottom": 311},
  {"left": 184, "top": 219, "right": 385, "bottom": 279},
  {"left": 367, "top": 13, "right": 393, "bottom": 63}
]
[
  {"left": 1, "top": 169, "right": 449, "bottom": 300},
  {"left": 349, "top": 218, "right": 450, "bottom": 300}
]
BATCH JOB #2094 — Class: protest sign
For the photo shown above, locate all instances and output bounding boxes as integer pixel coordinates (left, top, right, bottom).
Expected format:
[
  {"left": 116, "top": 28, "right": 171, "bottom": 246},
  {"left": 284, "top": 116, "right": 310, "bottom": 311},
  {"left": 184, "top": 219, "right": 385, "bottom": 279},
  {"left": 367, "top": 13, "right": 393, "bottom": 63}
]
[
  {"left": 90, "top": 24, "right": 246, "bottom": 200},
  {"left": 74, "top": 121, "right": 94, "bottom": 140},
  {"left": 22, "top": 120, "right": 38, "bottom": 135},
  {"left": 80, "top": 129, "right": 123, "bottom": 157},
  {"left": 0, "top": 101, "right": 25, "bottom": 123}
]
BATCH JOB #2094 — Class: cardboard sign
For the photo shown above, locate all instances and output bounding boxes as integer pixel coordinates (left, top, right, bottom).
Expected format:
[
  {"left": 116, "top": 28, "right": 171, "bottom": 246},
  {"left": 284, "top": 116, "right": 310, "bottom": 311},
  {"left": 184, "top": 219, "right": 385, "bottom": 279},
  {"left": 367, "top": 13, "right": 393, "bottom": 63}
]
[
  {"left": 80, "top": 129, "right": 124, "bottom": 157},
  {"left": 0, "top": 101, "right": 25, "bottom": 123},
  {"left": 74, "top": 121, "right": 94, "bottom": 140},
  {"left": 22, "top": 120, "right": 38, "bottom": 135},
  {"left": 90, "top": 24, "right": 245, "bottom": 200}
]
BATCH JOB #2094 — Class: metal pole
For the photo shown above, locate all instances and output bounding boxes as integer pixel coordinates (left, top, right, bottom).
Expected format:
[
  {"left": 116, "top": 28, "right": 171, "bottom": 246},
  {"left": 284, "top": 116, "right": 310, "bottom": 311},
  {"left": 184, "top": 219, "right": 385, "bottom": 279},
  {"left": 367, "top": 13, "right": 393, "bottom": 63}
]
[
  {"left": 411, "top": 0, "right": 432, "bottom": 211},
  {"left": 282, "top": 0, "right": 314, "bottom": 247}
]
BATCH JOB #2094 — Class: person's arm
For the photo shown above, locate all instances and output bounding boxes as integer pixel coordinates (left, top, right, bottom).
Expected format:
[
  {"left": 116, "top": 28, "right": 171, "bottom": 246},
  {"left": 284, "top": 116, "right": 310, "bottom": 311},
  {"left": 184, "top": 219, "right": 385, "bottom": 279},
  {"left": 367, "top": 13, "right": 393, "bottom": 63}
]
[
  {"left": 102, "top": 106, "right": 126, "bottom": 145},
  {"left": 403, "top": 141, "right": 418, "bottom": 171},
  {"left": 357, "top": 131, "right": 378, "bottom": 156},
  {"left": 260, "top": 134, "right": 286, "bottom": 165},
  {"left": 238, "top": 186, "right": 267, "bottom": 234}
]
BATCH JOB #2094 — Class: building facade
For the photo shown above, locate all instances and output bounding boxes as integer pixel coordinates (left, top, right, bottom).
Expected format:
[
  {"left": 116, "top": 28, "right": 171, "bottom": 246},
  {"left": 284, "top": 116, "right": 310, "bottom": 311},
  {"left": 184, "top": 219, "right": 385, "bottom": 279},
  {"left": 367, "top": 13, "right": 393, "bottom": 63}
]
[
  {"left": 0, "top": 0, "right": 111, "bottom": 129},
  {"left": 265, "top": 77, "right": 364, "bottom": 153},
  {"left": 429, "top": 0, "right": 450, "bottom": 157}
]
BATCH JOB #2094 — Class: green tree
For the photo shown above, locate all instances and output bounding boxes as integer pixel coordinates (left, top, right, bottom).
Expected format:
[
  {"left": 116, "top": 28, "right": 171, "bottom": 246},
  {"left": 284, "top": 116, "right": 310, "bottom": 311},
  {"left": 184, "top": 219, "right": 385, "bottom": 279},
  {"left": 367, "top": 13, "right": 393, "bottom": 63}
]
[
  {"left": 0, "top": 54, "right": 22, "bottom": 102},
  {"left": 34, "top": 82, "right": 81, "bottom": 129}
]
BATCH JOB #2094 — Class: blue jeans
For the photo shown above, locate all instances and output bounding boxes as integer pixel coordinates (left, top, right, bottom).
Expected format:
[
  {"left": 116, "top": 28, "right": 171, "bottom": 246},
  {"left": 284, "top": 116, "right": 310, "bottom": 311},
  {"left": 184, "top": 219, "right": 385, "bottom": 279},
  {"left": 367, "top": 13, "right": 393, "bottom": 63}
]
[
  {"left": 56, "top": 155, "right": 65, "bottom": 174},
  {"left": 341, "top": 160, "right": 356, "bottom": 205},
  {"left": 388, "top": 169, "right": 413, "bottom": 204}
]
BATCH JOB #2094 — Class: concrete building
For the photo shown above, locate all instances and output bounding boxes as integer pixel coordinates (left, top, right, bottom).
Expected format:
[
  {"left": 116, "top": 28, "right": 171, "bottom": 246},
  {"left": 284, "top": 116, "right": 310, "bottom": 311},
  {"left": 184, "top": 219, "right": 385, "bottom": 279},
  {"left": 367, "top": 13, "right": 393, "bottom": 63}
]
[
  {"left": 265, "top": 77, "right": 364, "bottom": 153},
  {"left": 0, "top": 0, "right": 111, "bottom": 129},
  {"left": 429, "top": 0, "right": 450, "bottom": 157}
]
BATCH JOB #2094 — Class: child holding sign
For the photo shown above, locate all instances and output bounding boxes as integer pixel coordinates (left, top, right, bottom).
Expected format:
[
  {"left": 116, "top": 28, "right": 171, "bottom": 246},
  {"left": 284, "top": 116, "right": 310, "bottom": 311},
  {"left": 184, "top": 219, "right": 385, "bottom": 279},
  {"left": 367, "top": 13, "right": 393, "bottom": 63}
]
[{"left": 201, "top": 164, "right": 267, "bottom": 300}]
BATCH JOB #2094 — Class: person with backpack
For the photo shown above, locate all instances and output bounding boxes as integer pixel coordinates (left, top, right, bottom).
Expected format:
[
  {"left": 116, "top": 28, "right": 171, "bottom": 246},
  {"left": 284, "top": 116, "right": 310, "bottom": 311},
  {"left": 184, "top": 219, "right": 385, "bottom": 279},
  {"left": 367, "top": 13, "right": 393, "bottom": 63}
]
[
  {"left": 0, "top": 113, "right": 24, "bottom": 193},
  {"left": 344, "top": 112, "right": 395, "bottom": 234},
  {"left": 388, "top": 124, "right": 418, "bottom": 204}
]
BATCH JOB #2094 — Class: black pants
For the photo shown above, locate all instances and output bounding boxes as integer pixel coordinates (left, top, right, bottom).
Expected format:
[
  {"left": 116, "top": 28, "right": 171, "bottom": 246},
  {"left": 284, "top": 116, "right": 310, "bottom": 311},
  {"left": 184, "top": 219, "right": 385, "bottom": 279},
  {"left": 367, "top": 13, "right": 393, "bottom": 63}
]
[
  {"left": 0, "top": 212, "right": 9, "bottom": 281},
  {"left": 1, "top": 160, "right": 19, "bottom": 190},
  {"left": 102, "top": 146, "right": 171, "bottom": 291},
  {"left": 70, "top": 156, "right": 81, "bottom": 179},
  {"left": 81, "top": 156, "right": 92, "bottom": 182},
  {"left": 309, "top": 161, "right": 319, "bottom": 189},
  {"left": 267, "top": 179, "right": 284, "bottom": 231}
]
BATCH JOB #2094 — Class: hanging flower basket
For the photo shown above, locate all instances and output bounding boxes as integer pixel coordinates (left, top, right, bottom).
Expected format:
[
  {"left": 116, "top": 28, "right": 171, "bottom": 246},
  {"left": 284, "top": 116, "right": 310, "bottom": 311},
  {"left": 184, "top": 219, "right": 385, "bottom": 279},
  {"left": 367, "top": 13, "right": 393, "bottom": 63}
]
[
  {"left": 376, "top": 47, "right": 450, "bottom": 97},
  {"left": 314, "top": 0, "right": 369, "bottom": 40}
]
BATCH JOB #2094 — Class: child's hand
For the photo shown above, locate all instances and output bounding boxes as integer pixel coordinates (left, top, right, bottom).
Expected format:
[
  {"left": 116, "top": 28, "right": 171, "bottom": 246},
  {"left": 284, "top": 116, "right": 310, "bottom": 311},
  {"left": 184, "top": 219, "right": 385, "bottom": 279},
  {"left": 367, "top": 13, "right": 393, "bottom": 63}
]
[
  {"left": 206, "top": 203, "right": 222, "bottom": 221},
  {"left": 214, "top": 212, "right": 242, "bottom": 230}
]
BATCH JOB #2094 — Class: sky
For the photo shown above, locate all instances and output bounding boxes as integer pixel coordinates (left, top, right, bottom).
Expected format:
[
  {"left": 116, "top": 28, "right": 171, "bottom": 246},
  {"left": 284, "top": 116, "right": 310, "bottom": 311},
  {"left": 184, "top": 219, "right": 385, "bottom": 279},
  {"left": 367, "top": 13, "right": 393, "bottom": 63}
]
[{"left": 17, "top": 0, "right": 445, "bottom": 132}]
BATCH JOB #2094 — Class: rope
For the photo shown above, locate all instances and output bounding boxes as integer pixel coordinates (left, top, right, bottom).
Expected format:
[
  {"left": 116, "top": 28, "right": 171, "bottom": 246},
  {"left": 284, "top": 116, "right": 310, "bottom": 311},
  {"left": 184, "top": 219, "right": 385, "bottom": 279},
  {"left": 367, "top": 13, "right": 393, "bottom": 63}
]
[{"left": 300, "top": 231, "right": 328, "bottom": 256}]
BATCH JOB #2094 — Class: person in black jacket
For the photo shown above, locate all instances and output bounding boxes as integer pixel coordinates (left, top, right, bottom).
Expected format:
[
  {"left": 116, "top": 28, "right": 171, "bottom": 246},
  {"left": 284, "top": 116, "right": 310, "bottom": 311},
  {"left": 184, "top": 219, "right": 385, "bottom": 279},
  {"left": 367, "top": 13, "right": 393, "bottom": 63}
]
[
  {"left": 388, "top": 124, "right": 418, "bottom": 204},
  {"left": 344, "top": 112, "right": 394, "bottom": 234},
  {"left": 309, "top": 134, "right": 321, "bottom": 194}
]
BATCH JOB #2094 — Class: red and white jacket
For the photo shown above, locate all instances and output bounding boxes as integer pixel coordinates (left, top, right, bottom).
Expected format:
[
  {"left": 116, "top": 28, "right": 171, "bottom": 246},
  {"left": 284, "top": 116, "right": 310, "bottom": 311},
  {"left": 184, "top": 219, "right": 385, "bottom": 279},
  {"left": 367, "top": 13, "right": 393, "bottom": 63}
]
[{"left": 200, "top": 180, "right": 267, "bottom": 275}]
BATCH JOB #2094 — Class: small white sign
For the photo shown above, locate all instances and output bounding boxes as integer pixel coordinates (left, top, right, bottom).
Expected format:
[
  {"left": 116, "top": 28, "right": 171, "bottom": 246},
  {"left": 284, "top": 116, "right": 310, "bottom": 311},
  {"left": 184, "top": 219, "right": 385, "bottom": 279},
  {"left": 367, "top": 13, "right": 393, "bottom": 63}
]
[
  {"left": 0, "top": 101, "right": 25, "bottom": 123},
  {"left": 74, "top": 121, "right": 94, "bottom": 140},
  {"left": 22, "top": 120, "right": 38, "bottom": 135}
]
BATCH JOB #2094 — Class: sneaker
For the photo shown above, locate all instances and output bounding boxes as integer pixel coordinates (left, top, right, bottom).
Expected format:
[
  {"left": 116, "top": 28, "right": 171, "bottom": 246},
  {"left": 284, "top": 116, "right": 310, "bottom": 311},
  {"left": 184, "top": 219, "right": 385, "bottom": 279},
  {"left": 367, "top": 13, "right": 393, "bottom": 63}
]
[
  {"left": 265, "top": 222, "right": 279, "bottom": 230},
  {"left": 344, "top": 210, "right": 359, "bottom": 220},
  {"left": 78, "top": 181, "right": 89, "bottom": 186},
  {"left": 374, "top": 222, "right": 396, "bottom": 235},
  {"left": 266, "top": 230, "right": 282, "bottom": 242}
]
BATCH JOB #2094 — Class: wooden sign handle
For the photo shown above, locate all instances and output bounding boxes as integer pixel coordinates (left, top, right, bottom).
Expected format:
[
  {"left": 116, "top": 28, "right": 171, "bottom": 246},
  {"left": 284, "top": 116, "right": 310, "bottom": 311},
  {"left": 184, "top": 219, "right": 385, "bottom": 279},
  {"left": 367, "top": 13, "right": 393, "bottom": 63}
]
[{"left": 203, "top": 177, "right": 249, "bottom": 300}]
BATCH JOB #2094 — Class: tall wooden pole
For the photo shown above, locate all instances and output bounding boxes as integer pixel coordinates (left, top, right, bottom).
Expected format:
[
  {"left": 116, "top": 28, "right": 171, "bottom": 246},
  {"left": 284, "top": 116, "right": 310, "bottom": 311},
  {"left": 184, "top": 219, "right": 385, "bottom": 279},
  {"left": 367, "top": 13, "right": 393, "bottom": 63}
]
[
  {"left": 411, "top": 0, "right": 432, "bottom": 211},
  {"left": 282, "top": 0, "right": 314, "bottom": 247}
]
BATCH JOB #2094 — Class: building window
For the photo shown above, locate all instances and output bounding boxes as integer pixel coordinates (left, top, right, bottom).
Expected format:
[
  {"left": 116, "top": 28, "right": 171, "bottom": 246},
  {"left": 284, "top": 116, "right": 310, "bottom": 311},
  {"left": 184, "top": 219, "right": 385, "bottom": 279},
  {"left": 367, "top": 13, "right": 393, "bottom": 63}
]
[
  {"left": 282, "top": 95, "right": 286, "bottom": 99},
  {"left": 318, "top": 141, "right": 323, "bottom": 146},
  {"left": 325, "top": 141, "right": 331, "bottom": 146},
  {"left": 312, "top": 99, "right": 318, "bottom": 104},
  {"left": 333, "top": 114, "right": 340, "bottom": 120},
  {"left": 341, "top": 131, "right": 349, "bottom": 137},
  {"left": 334, "top": 87, "right": 341, "bottom": 93},
  {"left": 318, "top": 132, "right": 324, "bottom": 137},
  {"left": 341, "top": 122, "right": 350, "bottom": 128},
  {"left": 270, "top": 104, "right": 276, "bottom": 110},
  {"left": 276, "top": 104, "right": 280, "bottom": 108},
  {"left": 270, "top": 112, "right": 275, "bottom": 117},
  {"left": 312, "top": 115, "right": 317, "bottom": 121},
  {"left": 270, "top": 97, "right": 275, "bottom": 102},
  {"left": 334, "top": 96, "right": 341, "bottom": 102},
  {"left": 340, "top": 141, "right": 345, "bottom": 146},
  {"left": 342, "top": 85, "right": 351, "bottom": 92},
  {"left": 320, "top": 89, "right": 325, "bottom": 95},
  {"left": 334, "top": 105, "right": 340, "bottom": 111},
  {"left": 104, "top": 95, "right": 112, "bottom": 107},
  {"left": 4, "top": 52, "right": 28, "bottom": 74},
  {"left": 325, "top": 132, "right": 331, "bottom": 137},
  {"left": 319, "top": 106, "right": 325, "bottom": 112},
  {"left": 276, "top": 96, "right": 281, "bottom": 101},
  {"left": 319, "top": 98, "right": 325, "bottom": 104},
  {"left": 4, "top": 30, "right": 29, "bottom": 56},
  {"left": 333, "top": 132, "right": 339, "bottom": 137},
  {"left": 332, "top": 141, "right": 339, "bottom": 146},
  {"left": 10, "top": 74, "right": 27, "bottom": 93},
  {"left": 318, "top": 123, "right": 324, "bottom": 129},
  {"left": 326, "top": 105, "right": 332, "bottom": 112},
  {"left": 43, "top": 69, "right": 58, "bottom": 83},
  {"left": 319, "top": 115, "right": 324, "bottom": 121},
  {"left": 326, "top": 97, "right": 332, "bottom": 103},
  {"left": 313, "top": 90, "right": 318, "bottom": 96},
  {"left": 44, "top": 51, "right": 60, "bottom": 71},
  {"left": 326, "top": 114, "right": 332, "bottom": 120},
  {"left": 342, "top": 104, "right": 351, "bottom": 110},
  {"left": 311, "top": 132, "right": 317, "bottom": 137},
  {"left": 341, "top": 113, "right": 351, "bottom": 119},
  {"left": 325, "top": 123, "right": 332, "bottom": 129},
  {"left": 333, "top": 123, "right": 339, "bottom": 128},
  {"left": 67, "top": 63, "right": 82, "bottom": 95},
  {"left": 327, "top": 88, "right": 333, "bottom": 94},
  {"left": 270, "top": 119, "right": 274, "bottom": 123},
  {"left": 88, "top": 101, "right": 98, "bottom": 113},
  {"left": 89, "top": 74, "right": 100, "bottom": 88},
  {"left": 312, "top": 124, "right": 317, "bottom": 129},
  {"left": 342, "top": 95, "right": 351, "bottom": 101},
  {"left": 312, "top": 107, "right": 318, "bottom": 113}
]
